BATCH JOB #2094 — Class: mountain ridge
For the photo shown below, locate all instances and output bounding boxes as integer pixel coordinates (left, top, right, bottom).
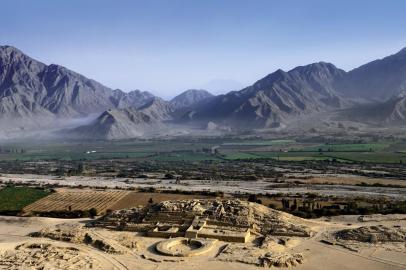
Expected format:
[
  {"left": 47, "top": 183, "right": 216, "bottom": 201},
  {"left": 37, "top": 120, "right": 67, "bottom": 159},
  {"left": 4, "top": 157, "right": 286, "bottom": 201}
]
[
  {"left": 2, "top": 45, "right": 406, "bottom": 139},
  {"left": 0, "top": 45, "right": 155, "bottom": 122}
]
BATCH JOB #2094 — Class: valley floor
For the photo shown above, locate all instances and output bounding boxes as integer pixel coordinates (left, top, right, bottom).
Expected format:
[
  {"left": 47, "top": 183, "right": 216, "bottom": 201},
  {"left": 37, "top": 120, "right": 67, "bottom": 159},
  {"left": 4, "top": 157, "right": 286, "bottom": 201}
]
[{"left": 1, "top": 173, "right": 406, "bottom": 200}]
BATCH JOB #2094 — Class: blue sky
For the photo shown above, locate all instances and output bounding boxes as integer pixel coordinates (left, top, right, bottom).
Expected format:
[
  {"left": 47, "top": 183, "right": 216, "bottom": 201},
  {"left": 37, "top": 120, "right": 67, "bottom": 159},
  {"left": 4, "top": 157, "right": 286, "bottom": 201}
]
[{"left": 1, "top": 0, "right": 406, "bottom": 98}]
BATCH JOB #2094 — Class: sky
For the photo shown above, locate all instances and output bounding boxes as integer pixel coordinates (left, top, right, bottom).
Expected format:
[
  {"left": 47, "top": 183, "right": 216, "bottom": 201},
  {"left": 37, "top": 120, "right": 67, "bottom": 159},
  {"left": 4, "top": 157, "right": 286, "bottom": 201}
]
[{"left": 1, "top": 0, "right": 406, "bottom": 99}]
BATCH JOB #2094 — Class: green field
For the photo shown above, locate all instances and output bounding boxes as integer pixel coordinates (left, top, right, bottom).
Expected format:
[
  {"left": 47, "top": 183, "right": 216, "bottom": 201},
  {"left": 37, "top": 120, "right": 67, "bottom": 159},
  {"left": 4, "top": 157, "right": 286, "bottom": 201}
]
[
  {"left": 299, "top": 143, "right": 390, "bottom": 152},
  {"left": 222, "top": 150, "right": 406, "bottom": 163},
  {"left": 0, "top": 186, "right": 51, "bottom": 213},
  {"left": 0, "top": 139, "right": 405, "bottom": 164},
  {"left": 219, "top": 139, "right": 406, "bottom": 163},
  {"left": 223, "top": 152, "right": 263, "bottom": 160},
  {"left": 151, "top": 152, "right": 221, "bottom": 161},
  {"left": 0, "top": 140, "right": 216, "bottom": 161},
  {"left": 222, "top": 139, "right": 295, "bottom": 146}
]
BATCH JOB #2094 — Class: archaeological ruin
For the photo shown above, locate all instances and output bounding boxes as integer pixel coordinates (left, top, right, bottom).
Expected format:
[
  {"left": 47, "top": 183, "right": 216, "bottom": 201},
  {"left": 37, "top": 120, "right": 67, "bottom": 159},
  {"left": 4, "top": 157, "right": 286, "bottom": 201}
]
[{"left": 91, "top": 199, "right": 313, "bottom": 243}]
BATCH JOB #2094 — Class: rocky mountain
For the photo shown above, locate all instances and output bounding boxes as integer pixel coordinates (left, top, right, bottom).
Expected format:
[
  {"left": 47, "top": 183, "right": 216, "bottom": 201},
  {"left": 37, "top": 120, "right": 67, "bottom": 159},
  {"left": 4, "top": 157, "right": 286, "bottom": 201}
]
[
  {"left": 70, "top": 107, "right": 161, "bottom": 140},
  {"left": 70, "top": 97, "right": 175, "bottom": 139},
  {"left": 170, "top": 89, "right": 214, "bottom": 109},
  {"left": 342, "top": 91, "right": 406, "bottom": 125},
  {"left": 3, "top": 44, "right": 406, "bottom": 139},
  {"left": 338, "top": 47, "right": 406, "bottom": 100},
  {"left": 111, "top": 89, "right": 155, "bottom": 109},
  {"left": 138, "top": 97, "right": 175, "bottom": 121},
  {"left": 186, "top": 62, "right": 347, "bottom": 128},
  {"left": 387, "top": 92, "right": 406, "bottom": 123},
  {"left": 0, "top": 46, "right": 154, "bottom": 124}
]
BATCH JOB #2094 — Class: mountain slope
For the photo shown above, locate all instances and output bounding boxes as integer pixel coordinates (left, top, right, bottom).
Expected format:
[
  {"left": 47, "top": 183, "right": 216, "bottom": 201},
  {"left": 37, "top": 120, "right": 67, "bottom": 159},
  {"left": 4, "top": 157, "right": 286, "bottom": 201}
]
[
  {"left": 111, "top": 89, "right": 155, "bottom": 109},
  {"left": 0, "top": 45, "right": 154, "bottom": 122},
  {"left": 138, "top": 97, "right": 175, "bottom": 121},
  {"left": 4, "top": 45, "right": 406, "bottom": 139},
  {"left": 341, "top": 91, "right": 406, "bottom": 125},
  {"left": 170, "top": 89, "right": 213, "bottom": 109},
  {"left": 338, "top": 47, "right": 406, "bottom": 100},
  {"left": 187, "top": 62, "right": 347, "bottom": 128},
  {"left": 70, "top": 107, "right": 162, "bottom": 140},
  {"left": 70, "top": 97, "right": 175, "bottom": 139}
]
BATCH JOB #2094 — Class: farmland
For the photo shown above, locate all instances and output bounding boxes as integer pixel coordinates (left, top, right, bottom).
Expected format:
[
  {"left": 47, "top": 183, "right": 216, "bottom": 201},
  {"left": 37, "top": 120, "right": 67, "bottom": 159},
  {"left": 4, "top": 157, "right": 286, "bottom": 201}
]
[
  {"left": 0, "top": 186, "right": 51, "bottom": 214},
  {"left": 23, "top": 189, "right": 130, "bottom": 215},
  {"left": 0, "top": 137, "right": 406, "bottom": 164}
]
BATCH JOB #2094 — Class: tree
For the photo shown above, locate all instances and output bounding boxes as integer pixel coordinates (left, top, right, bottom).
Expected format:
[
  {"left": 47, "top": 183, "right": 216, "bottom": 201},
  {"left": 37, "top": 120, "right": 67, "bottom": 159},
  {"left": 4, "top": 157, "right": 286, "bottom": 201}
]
[
  {"left": 88, "top": 208, "right": 98, "bottom": 218},
  {"left": 291, "top": 199, "right": 298, "bottom": 211},
  {"left": 248, "top": 194, "right": 258, "bottom": 203},
  {"left": 164, "top": 173, "right": 175, "bottom": 179}
]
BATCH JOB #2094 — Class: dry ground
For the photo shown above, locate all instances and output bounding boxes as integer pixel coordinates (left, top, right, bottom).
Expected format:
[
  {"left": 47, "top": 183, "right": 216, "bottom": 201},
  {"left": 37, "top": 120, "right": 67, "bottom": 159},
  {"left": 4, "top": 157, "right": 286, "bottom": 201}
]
[
  {"left": 0, "top": 213, "right": 405, "bottom": 270},
  {"left": 22, "top": 188, "right": 211, "bottom": 215},
  {"left": 23, "top": 189, "right": 130, "bottom": 214},
  {"left": 110, "top": 192, "right": 211, "bottom": 210},
  {"left": 286, "top": 175, "right": 406, "bottom": 187}
]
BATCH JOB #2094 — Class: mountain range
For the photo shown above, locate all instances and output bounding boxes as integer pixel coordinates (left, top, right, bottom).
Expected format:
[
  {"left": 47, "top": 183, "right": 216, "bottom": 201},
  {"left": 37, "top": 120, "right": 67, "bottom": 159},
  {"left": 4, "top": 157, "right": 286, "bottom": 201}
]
[{"left": 1, "top": 45, "right": 406, "bottom": 139}]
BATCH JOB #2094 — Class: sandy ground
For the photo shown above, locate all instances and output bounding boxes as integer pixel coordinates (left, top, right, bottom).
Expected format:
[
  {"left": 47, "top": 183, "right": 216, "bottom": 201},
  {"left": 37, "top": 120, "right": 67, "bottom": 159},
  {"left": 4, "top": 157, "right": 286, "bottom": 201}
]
[
  {"left": 1, "top": 173, "right": 406, "bottom": 200},
  {"left": 0, "top": 215, "right": 405, "bottom": 270}
]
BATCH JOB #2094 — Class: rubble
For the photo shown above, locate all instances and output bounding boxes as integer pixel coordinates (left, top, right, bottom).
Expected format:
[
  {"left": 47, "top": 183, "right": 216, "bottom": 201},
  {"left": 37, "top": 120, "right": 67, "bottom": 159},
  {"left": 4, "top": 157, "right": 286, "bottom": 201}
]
[
  {"left": 217, "top": 243, "right": 304, "bottom": 268},
  {"left": 93, "top": 199, "right": 313, "bottom": 242},
  {"left": 30, "top": 223, "right": 128, "bottom": 254},
  {"left": 334, "top": 225, "right": 406, "bottom": 243},
  {"left": 0, "top": 242, "right": 100, "bottom": 270}
]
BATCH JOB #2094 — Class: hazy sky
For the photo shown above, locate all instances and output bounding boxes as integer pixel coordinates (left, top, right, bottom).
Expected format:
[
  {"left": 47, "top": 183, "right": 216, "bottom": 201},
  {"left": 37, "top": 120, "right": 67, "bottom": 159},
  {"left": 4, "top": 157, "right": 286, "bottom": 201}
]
[{"left": 1, "top": 0, "right": 406, "bottom": 98}]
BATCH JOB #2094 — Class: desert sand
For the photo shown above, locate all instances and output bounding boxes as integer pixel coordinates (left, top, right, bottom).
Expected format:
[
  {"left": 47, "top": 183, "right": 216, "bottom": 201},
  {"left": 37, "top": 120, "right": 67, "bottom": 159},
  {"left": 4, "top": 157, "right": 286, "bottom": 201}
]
[{"left": 0, "top": 207, "right": 405, "bottom": 270}]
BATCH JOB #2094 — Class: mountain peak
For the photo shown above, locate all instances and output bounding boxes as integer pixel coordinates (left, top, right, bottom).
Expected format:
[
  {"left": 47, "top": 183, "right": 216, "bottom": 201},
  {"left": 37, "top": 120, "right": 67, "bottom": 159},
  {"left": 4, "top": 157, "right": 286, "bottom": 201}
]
[
  {"left": 0, "top": 45, "right": 22, "bottom": 53},
  {"left": 397, "top": 47, "right": 406, "bottom": 55},
  {"left": 292, "top": 62, "right": 338, "bottom": 73},
  {"left": 0, "top": 45, "right": 35, "bottom": 64},
  {"left": 170, "top": 89, "right": 214, "bottom": 109}
]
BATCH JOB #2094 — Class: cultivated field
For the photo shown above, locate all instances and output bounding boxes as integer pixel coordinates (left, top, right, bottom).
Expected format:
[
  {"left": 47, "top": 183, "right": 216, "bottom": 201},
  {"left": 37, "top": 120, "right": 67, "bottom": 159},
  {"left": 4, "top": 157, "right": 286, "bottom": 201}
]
[
  {"left": 0, "top": 186, "right": 51, "bottom": 214},
  {"left": 2, "top": 138, "right": 406, "bottom": 164},
  {"left": 23, "top": 189, "right": 130, "bottom": 214}
]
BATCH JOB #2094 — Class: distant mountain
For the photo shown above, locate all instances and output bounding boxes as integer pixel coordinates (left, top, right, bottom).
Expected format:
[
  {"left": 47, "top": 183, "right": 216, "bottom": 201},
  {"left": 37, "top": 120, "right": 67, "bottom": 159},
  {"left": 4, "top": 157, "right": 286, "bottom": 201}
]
[
  {"left": 0, "top": 45, "right": 154, "bottom": 123},
  {"left": 186, "top": 62, "right": 347, "bottom": 128},
  {"left": 338, "top": 47, "right": 406, "bottom": 100},
  {"left": 70, "top": 97, "right": 175, "bottom": 139},
  {"left": 201, "top": 78, "right": 244, "bottom": 93},
  {"left": 170, "top": 89, "right": 214, "bottom": 109}
]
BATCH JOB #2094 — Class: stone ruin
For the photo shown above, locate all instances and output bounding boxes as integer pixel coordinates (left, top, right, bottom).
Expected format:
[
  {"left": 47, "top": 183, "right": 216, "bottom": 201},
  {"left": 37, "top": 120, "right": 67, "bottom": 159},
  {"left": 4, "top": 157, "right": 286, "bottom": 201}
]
[
  {"left": 334, "top": 225, "right": 406, "bottom": 243},
  {"left": 92, "top": 199, "right": 313, "bottom": 243}
]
